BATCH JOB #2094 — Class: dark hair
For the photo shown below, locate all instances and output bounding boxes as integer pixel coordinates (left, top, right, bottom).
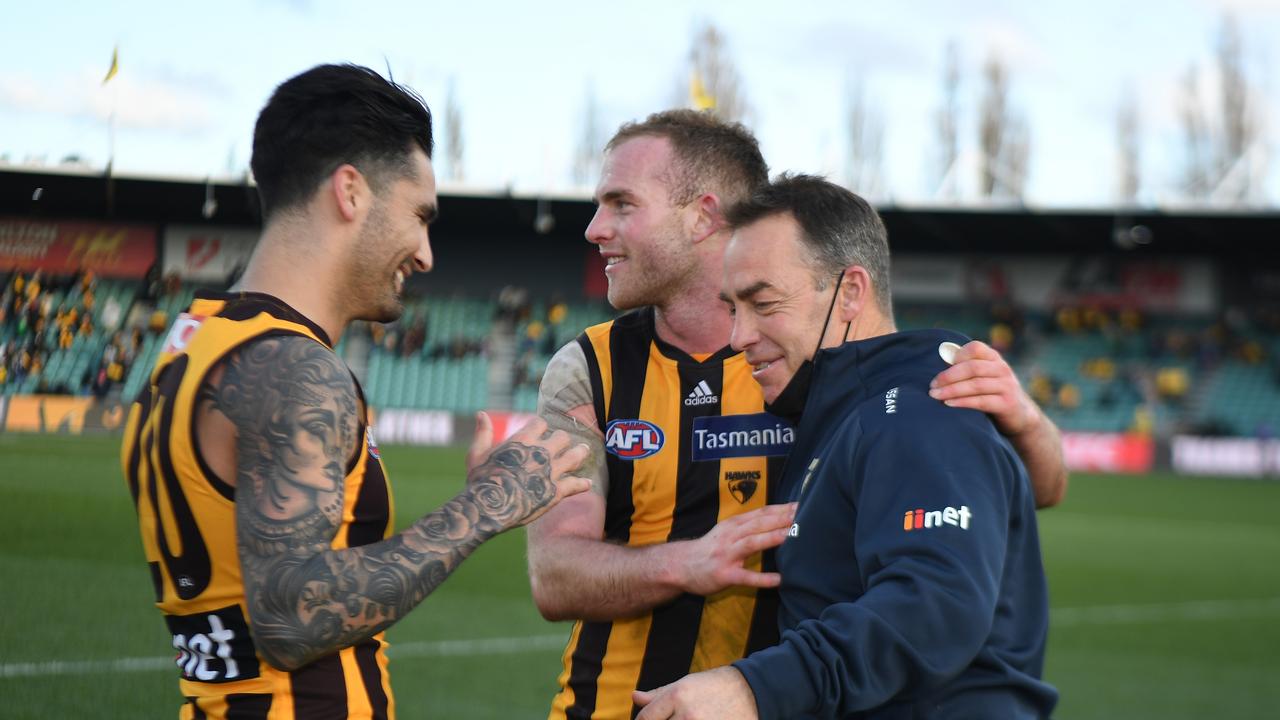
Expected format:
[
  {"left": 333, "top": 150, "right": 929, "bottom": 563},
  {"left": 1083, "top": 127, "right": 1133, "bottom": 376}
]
[
  {"left": 250, "top": 64, "right": 433, "bottom": 220},
  {"left": 606, "top": 109, "right": 767, "bottom": 207},
  {"left": 726, "top": 173, "right": 892, "bottom": 313}
]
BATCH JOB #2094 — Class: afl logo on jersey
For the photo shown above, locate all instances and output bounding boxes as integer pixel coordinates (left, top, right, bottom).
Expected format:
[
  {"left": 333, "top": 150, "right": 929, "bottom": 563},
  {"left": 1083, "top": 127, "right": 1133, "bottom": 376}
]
[
  {"left": 366, "top": 426, "right": 380, "bottom": 460},
  {"left": 605, "top": 419, "right": 665, "bottom": 460}
]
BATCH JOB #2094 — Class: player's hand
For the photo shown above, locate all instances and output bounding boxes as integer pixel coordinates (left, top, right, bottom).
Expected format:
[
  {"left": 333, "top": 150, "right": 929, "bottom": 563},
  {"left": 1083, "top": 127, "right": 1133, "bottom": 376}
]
[
  {"left": 466, "top": 411, "right": 495, "bottom": 474},
  {"left": 676, "top": 503, "right": 796, "bottom": 596},
  {"left": 466, "top": 416, "right": 591, "bottom": 532},
  {"left": 929, "top": 339, "right": 1040, "bottom": 437},
  {"left": 634, "top": 666, "right": 758, "bottom": 720}
]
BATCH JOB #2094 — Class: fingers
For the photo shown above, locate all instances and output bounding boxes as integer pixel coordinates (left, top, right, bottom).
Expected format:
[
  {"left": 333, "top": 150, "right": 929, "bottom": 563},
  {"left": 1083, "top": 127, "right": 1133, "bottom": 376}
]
[
  {"left": 634, "top": 688, "right": 675, "bottom": 720},
  {"left": 465, "top": 411, "right": 494, "bottom": 472},
  {"left": 719, "top": 568, "right": 783, "bottom": 589},
  {"left": 953, "top": 339, "right": 997, "bottom": 363},
  {"left": 519, "top": 473, "right": 593, "bottom": 527},
  {"left": 929, "top": 376, "right": 1014, "bottom": 404},
  {"left": 932, "top": 357, "right": 1008, "bottom": 388},
  {"left": 732, "top": 525, "right": 793, "bottom": 557},
  {"left": 722, "top": 502, "right": 797, "bottom": 532},
  {"left": 555, "top": 474, "right": 592, "bottom": 501},
  {"left": 551, "top": 441, "right": 591, "bottom": 477}
]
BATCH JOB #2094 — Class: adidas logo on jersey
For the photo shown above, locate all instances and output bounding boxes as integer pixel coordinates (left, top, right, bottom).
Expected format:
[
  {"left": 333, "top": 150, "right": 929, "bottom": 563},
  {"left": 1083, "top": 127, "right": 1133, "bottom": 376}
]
[{"left": 684, "top": 380, "right": 719, "bottom": 406}]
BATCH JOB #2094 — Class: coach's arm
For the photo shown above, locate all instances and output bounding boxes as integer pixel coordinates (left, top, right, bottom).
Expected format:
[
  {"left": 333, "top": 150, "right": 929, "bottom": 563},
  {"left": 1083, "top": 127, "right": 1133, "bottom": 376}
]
[
  {"left": 526, "top": 341, "right": 795, "bottom": 622},
  {"left": 199, "top": 335, "right": 589, "bottom": 671}
]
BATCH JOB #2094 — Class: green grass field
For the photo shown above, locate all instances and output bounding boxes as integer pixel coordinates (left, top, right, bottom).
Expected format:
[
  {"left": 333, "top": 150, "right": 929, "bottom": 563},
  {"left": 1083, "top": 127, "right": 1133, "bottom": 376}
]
[{"left": 1, "top": 433, "right": 1277, "bottom": 718}]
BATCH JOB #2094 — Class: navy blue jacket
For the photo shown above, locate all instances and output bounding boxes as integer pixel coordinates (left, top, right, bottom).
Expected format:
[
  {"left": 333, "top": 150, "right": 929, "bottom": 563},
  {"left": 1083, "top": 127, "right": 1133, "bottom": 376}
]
[{"left": 733, "top": 329, "right": 1057, "bottom": 719}]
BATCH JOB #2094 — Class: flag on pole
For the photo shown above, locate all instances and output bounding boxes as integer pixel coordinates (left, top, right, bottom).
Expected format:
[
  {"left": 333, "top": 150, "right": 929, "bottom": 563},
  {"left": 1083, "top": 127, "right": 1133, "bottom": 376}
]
[
  {"left": 102, "top": 46, "right": 119, "bottom": 85},
  {"left": 690, "top": 70, "right": 715, "bottom": 111}
]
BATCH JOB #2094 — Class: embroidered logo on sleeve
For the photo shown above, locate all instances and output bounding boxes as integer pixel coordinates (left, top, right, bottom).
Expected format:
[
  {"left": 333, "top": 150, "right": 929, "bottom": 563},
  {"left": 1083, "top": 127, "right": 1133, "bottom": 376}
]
[{"left": 903, "top": 505, "right": 972, "bottom": 531}]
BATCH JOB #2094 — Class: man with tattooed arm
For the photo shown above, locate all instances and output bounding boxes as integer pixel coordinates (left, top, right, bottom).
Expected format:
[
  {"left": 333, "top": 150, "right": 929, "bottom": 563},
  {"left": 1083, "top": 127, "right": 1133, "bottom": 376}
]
[{"left": 121, "top": 64, "right": 589, "bottom": 719}]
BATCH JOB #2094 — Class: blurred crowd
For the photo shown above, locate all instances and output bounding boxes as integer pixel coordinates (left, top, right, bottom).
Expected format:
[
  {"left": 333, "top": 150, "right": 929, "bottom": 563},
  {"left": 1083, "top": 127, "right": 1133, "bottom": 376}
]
[{"left": 0, "top": 270, "right": 189, "bottom": 398}]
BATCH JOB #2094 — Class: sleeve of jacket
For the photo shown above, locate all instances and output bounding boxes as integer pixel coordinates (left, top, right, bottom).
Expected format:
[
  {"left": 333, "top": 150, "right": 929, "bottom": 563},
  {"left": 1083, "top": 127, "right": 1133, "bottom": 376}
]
[{"left": 734, "top": 401, "right": 1018, "bottom": 719}]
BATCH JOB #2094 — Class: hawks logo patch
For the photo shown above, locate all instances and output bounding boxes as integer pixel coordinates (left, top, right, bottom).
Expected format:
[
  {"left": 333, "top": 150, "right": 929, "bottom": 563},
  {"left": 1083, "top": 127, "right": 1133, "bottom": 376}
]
[
  {"left": 604, "top": 419, "right": 665, "bottom": 460},
  {"left": 725, "top": 470, "right": 760, "bottom": 504}
]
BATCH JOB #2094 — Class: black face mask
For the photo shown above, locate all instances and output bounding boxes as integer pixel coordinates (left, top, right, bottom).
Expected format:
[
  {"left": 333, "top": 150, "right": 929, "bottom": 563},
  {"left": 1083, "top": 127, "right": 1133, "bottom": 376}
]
[{"left": 763, "top": 270, "right": 847, "bottom": 423}]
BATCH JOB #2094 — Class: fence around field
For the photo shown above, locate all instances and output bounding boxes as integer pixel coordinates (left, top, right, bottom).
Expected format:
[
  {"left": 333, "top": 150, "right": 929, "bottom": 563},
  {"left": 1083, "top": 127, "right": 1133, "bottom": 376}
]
[{"left": 4, "top": 393, "right": 1280, "bottom": 479}]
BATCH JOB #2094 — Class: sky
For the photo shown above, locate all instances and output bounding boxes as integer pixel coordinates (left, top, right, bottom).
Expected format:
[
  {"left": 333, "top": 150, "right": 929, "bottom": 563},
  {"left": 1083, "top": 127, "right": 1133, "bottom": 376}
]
[{"left": 2, "top": 0, "right": 1278, "bottom": 208}]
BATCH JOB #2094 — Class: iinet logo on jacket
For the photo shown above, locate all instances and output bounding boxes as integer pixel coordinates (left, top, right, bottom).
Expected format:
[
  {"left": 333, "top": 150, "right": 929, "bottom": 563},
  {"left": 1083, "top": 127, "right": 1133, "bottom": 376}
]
[{"left": 903, "top": 505, "right": 972, "bottom": 531}]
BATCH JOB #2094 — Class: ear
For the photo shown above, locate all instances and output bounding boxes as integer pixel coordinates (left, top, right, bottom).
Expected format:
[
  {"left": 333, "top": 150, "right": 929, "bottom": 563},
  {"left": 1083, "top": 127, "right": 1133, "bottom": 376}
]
[
  {"left": 689, "top": 193, "right": 725, "bottom": 244},
  {"left": 834, "top": 265, "right": 874, "bottom": 323},
  {"left": 329, "top": 164, "right": 370, "bottom": 223}
]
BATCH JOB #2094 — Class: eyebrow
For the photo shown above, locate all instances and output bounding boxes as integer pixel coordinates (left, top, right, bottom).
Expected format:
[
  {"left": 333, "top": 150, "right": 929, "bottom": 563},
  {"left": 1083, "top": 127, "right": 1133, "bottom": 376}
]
[
  {"left": 596, "top": 189, "right": 632, "bottom": 206},
  {"left": 725, "top": 280, "right": 774, "bottom": 302}
]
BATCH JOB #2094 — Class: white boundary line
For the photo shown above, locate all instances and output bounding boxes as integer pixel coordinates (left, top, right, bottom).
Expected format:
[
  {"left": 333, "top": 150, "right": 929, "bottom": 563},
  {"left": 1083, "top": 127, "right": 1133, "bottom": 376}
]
[
  {"left": 0, "top": 633, "right": 567, "bottom": 680},
  {"left": 5, "top": 596, "right": 1279, "bottom": 679}
]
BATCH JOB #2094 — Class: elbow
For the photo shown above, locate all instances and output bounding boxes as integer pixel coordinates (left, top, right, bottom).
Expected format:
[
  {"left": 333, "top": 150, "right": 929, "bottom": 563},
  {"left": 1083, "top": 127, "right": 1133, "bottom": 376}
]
[
  {"left": 528, "top": 572, "right": 574, "bottom": 622},
  {"left": 1035, "top": 472, "right": 1069, "bottom": 509},
  {"left": 251, "top": 632, "right": 311, "bottom": 672}
]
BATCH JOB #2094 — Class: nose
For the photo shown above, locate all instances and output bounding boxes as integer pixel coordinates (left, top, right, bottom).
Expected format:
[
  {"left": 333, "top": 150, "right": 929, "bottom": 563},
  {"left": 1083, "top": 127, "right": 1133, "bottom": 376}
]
[
  {"left": 729, "top": 307, "right": 758, "bottom": 352},
  {"left": 413, "top": 229, "right": 433, "bottom": 273},
  {"left": 585, "top": 206, "right": 610, "bottom": 246}
]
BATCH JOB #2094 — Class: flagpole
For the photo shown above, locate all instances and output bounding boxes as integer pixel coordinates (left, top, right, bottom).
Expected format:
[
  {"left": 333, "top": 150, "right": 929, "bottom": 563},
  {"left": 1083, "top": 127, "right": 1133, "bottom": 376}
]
[
  {"left": 108, "top": 82, "right": 116, "bottom": 176},
  {"left": 103, "top": 44, "right": 119, "bottom": 215}
]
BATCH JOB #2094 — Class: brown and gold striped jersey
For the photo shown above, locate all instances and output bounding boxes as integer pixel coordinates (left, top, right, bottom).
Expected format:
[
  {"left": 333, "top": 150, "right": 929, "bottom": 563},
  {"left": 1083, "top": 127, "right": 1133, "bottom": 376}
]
[
  {"left": 550, "top": 308, "right": 789, "bottom": 720},
  {"left": 121, "top": 291, "right": 395, "bottom": 720}
]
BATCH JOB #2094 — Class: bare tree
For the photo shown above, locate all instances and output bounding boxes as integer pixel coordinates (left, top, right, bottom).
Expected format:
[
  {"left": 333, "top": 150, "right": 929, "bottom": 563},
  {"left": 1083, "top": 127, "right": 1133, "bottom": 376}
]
[
  {"left": 844, "top": 77, "right": 884, "bottom": 196},
  {"left": 1178, "top": 15, "right": 1265, "bottom": 203},
  {"left": 1178, "top": 67, "right": 1211, "bottom": 198},
  {"left": 935, "top": 41, "right": 961, "bottom": 198},
  {"left": 1214, "top": 15, "right": 1257, "bottom": 201},
  {"left": 977, "top": 54, "right": 1029, "bottom": 199},
  {"left": 677, "top": 22, "right": 750, "bottom": 124},
  {"left": 573, "top": 81, "right": 602, "bottom": 187},
  {"left": 444, "top": 79, "right": 464, "bottom": 183},
  {"left": 1116, "top": 87, "right": 1140, "bottom": 203}
]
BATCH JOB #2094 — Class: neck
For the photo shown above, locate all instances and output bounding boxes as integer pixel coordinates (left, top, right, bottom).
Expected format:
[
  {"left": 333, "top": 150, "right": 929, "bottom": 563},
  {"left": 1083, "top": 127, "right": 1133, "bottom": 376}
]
[
  {"left": 651, "top": 230, "right": 733, "bottom": 355},
  {"left": 836, "top": 307, "right": 897, "bottom": 347},
  {"left": 232, "top": 221, "right": 348, "bottom": 342}
]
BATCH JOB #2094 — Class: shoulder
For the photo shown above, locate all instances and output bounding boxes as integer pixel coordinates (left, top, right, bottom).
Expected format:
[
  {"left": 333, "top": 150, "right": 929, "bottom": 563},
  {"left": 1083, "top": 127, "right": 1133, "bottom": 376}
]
[
  {"left": 540, "top": 340, "right": 592, "bottom": 402},
  {"left": 850, "top": 384, "right": 1003, "bottom": 449},
  {"left": 208, "top": 333, "right": 358, "bottom": 430}
]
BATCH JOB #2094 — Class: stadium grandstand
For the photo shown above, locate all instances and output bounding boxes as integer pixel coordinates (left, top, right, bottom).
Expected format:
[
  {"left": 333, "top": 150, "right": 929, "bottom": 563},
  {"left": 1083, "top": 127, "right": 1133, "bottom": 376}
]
[
  {"left": 4, "top": 164, "right": 1280, "bottom": 719},
  {"left": 3, "top": 165, "right": 1278, "bottom": 474}
]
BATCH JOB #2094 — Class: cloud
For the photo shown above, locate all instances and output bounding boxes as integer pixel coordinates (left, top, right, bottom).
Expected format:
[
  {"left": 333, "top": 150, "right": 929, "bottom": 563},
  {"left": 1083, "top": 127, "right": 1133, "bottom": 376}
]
[
  {"left": 769, "top": 18, "right": 934, "bottom": 76},
  {"left": 0, "top": 67, "right": 215, "bottom": 133}
]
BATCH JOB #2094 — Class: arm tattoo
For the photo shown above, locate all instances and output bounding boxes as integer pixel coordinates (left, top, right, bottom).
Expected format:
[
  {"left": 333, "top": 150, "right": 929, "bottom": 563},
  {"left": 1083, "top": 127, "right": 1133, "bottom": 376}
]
[
  {"left": 212, "top": 336, "right": 563, "bottom": 670},
  {"left": 538, "top": 341, "right": 607, "bottom": 497}
]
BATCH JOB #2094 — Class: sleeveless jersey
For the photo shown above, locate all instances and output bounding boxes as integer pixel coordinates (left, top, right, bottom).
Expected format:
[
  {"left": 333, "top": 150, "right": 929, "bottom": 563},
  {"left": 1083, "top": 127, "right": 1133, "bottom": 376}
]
[
  {"left": 550, "top": 308, "right": 789, "bottom": 720},
  {"left": 121, "top": 291, "right": 395, "bottom": 720}
]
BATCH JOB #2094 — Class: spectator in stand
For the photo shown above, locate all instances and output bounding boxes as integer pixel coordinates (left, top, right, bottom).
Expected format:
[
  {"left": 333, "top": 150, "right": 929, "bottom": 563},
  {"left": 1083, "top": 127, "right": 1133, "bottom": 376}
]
[
  {"left": 1058, "top": 382, "right": 1081, "bottom": 412},
  {"left": 402, "top": 318, "right": 427, "bottom": 357},
  {"left": 1155, "top": 366, "right": 1189, "bottom": 405},
  {"left": 989, "top": 321, "right": 1014, "bottom": 357},
  {"left": 1056, "top": 306, "right": 1082, "bottom": 334}
]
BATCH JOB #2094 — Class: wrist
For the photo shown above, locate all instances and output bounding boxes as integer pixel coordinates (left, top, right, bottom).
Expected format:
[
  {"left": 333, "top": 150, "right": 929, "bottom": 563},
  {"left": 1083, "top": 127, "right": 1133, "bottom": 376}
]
[
  {"left": 657, "top": 539, "right": 693, "bottom": 593},
  {"left": 1007, "top": 395, "right": 1044, "bottom": 439}
]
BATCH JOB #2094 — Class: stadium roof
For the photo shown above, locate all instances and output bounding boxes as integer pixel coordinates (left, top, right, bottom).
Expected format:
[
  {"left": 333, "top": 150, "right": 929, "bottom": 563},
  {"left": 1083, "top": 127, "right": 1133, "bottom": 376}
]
[{"left": 2, "top": 166, "right": 1276, "bottom": 257}]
